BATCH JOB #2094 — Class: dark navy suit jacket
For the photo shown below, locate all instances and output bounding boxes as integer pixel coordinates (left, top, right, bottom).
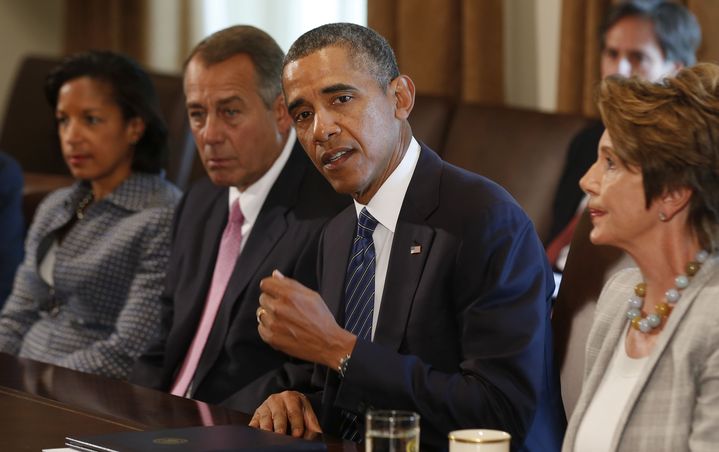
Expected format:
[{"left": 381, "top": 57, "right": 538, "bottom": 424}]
[
  {"left": 0, "top": 151, "right": 24, "bottom": 307},
  {"left": 313, "top": 145, "right": 566, "bottom": 451},
  {"left": 131, "top": 142, "right": 349, "bottom": 412}
]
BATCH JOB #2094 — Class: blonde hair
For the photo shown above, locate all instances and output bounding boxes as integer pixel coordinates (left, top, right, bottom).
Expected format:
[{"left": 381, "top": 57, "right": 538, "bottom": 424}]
[{"left": 597, "top": 63, "right": 719, "bottom": 250}]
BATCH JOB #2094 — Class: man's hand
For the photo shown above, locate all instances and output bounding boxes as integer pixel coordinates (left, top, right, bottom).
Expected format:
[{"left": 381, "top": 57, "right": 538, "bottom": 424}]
[
  {"left": 257, "top": 270, "right": 355, "bottom": 369},
  {"left": 249, "top": 391, "right": 322, "bottom": 438}
]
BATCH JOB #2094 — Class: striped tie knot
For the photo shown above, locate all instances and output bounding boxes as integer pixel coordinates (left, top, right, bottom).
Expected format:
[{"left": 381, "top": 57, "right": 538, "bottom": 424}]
[{"left": 356, "top": 208, "right": 378, "bottom": 239}]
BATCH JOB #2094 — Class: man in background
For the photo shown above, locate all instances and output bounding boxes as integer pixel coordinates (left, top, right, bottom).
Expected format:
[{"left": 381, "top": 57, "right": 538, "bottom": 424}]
[
  {"left": 547, "top": 0, "right": 701, "bottom": 271},
  {"left": 131, "top": 25, "right": 348, "bottom": 413},
  {"left": 250, "top": 23, "right": 564, "bottom": 451}
]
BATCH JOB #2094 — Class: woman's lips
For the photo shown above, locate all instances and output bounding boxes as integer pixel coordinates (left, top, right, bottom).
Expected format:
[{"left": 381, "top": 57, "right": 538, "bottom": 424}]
[{"left": 588, "top": 208, "right": 606, "bottom": 218}]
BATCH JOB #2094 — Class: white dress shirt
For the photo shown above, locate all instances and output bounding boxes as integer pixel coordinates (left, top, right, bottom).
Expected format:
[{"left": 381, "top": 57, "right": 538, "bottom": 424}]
[
  {"left": 228, "top": 129, "right": 295, "bottom": 252},
  {"left": 183, "top": 129, "right": 295, "bottom": 396},
  {"left": 352, "top": 137, "right": 421, "bottom": 339}
]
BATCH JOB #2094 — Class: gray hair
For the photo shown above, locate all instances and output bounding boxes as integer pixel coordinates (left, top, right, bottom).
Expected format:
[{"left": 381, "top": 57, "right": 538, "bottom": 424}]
[{"left": 186, "top": 25, "right": 284, "bottom": 107}]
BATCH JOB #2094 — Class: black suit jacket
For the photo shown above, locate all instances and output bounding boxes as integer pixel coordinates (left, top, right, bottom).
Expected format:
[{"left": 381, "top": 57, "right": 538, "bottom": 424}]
[
  {"left": 312, "top": 145, "right": 565, "bottom": 451},
  {"left": 548, "top": 121, "right": 604, "bottom": 243},
  {"left": 131, "top": 142, "right": 349, "bottom": 412}
]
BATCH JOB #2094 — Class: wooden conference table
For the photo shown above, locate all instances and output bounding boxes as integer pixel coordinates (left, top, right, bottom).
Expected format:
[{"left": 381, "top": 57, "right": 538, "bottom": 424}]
[{"left": 0, "top": 353, "right": 351, "bottom": 451}]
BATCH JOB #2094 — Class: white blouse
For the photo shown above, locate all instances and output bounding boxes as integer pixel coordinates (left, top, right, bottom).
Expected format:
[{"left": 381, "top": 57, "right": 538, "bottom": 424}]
[{"left": 574, "top": 328, "right": 649, "bottom": 452}]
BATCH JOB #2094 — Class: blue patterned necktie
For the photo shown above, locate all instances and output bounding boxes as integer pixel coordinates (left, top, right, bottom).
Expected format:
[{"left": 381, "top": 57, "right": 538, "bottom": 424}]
[{"left": 339, "top": 207, "right": 379, "bottom": 441}]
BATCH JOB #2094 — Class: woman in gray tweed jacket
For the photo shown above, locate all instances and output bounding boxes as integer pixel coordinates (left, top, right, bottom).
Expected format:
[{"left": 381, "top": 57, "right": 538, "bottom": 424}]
[
  {"left": 564, "top": 64, "right": 719, "bottom": 451},
  {"left": 0, "top": 51, "right": 180, "bottom": 379}
]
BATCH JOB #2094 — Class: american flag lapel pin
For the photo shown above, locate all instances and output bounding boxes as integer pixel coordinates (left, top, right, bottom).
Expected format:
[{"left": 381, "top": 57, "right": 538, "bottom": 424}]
[{"left": 410, "top": 244, "right": 421, "bottom": 255}]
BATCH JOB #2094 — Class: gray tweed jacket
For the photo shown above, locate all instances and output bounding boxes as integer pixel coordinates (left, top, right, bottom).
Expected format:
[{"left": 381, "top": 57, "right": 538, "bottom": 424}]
[
  {"left": 563, "top": 255, "right": 719, "bottom": 451},
  {"left": 0, "top": 172, "right": 180, "bottom": 379}
]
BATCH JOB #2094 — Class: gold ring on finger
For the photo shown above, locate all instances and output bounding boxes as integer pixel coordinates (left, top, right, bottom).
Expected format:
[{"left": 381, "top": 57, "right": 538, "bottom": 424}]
[{"left": 256, "top": 306, "right": 267, "bottom": 324}]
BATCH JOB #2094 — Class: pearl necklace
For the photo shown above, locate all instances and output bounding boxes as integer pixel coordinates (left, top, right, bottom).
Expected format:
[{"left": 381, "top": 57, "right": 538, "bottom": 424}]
[{"left": 627, "top": 250, "right": 709, "bottom": 333}]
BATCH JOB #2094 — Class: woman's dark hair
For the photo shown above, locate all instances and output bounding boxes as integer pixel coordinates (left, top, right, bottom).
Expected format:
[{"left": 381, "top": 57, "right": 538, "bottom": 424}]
[{"left": 45, "top": 50, "right": 167, "bottom": 173}]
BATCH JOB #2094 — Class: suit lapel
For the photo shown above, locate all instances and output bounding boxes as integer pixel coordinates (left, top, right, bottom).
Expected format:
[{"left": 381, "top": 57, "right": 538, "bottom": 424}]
[
  {"left": 216, "top": 201, "right": 289, "bottom": 316},
  {"left": 374, "top": 222, "right": 434, "bottom": 348},
  {"left": 321, "top": 207, "right": 356, "bottom": 321},
  {"left": 171, "top": 187, "right": 228, "bottom": 356},
  {"left": 609, "top": 256, "right": 718, "bottom": 450},
  {"left": 565, "top": 287, "right": 628, "bottom": 448},
  {"left": 373, "top": 146, "right": 440, "bottom": 349},
  {"left": 193, "top": 143, "right": 305, "bottom": 384},
  {"left": 219, "top": 142, "right": 305, "bottom": 314},
  {"left": 36, "top": 185, "right": 88, "bottom": 265}
]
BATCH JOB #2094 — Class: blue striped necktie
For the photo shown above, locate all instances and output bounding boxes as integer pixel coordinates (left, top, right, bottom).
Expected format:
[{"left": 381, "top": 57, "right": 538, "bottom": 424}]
[{"left": 339, "top": 207, "right": 379, "bottom": 441}]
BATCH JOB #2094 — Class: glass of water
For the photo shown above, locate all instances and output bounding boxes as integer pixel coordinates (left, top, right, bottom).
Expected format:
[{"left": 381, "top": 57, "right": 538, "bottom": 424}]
[{"left": 365, "top": 410, "right": 420, "bottom": 452}]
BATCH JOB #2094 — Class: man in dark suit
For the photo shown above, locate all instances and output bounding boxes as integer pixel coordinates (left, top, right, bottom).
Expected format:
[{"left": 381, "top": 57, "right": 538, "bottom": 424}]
[
  {"left": 131, "top": 25, "right": 348, "bottom": 413},
  {"left": 249, "top": 23, "right": 564, "bottom": 451}
]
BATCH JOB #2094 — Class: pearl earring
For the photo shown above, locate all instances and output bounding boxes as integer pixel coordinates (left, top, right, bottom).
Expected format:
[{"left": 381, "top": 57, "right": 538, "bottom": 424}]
[{"left": 659, "top": 212, "right": 668, "bottom": 221}]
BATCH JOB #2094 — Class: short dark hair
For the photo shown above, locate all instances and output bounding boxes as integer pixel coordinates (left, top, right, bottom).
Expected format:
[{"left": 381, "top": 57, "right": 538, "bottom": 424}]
[
  {"left": 600, "top": 1, "right": 701, "bottom": 67},
  {"left": 185, "top": 25, "right": 284, "bottom": 108},
  {"left": 598, "top": 63, "right": 719, "bottom": 250},
  {"left": 45, "top": 50, "right": 167, "bottom": 174},
  {"left": 284, "top": 22, "right": 400, "bottom": 90}
]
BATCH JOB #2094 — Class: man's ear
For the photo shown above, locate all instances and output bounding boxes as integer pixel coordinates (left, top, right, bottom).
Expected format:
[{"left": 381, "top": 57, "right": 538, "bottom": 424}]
[
  {"left": 391, "top": 75, "right": 415, "bottom": 120},
  {"left": 659, "top": 186, "right": 693, "bottom": 221}
]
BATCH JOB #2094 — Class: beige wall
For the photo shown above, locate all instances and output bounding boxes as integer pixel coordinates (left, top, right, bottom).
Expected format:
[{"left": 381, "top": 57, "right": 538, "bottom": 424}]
[
  {"left": 0, "top": 0, "right": 64, "bottom": 127},
  {"left": 505, "top": 0, "right": 562, "bottom": 112},
  {"left": 0, "top": 0, "right": 564, "bottom": 131}
]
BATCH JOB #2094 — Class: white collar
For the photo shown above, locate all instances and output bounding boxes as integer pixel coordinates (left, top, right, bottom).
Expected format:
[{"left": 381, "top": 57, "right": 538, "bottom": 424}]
[
  {"left": 353, "top": 137, "right": 421, "bottom": 232},
  {"left": 229, "top": 128, "right": 296, "bottom": 223}
]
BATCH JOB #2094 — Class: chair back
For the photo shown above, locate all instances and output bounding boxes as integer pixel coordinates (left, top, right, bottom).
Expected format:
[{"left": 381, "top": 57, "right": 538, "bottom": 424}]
[
  {"left": 0, "top": 56, "right": 63, "bottom": 174},
  {"left": 409, "top": 95, "right": 456, "bottom": 154},
  {"left": 0, "top": 55, "right": 196, "bottom": 190},
  {"left": 441, "top": 103, "right": 591, "bottom": 242}
]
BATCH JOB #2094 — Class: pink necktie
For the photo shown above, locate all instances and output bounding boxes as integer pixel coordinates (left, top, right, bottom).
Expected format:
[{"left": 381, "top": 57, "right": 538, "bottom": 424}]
[{"left": 171, "top": 199, "right": 244, "bottom": 396}]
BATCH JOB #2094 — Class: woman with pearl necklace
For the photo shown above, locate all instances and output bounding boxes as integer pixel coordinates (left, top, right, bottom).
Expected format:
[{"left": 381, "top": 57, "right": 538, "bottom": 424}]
[{"left": 563, "top": 63, "right": 719, "bottom": 452}]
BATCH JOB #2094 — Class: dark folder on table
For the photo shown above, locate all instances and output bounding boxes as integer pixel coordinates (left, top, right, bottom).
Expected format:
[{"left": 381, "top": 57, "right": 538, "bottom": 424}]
[{"left": 65, "top": 424, "right": 327, "bottom": 452}]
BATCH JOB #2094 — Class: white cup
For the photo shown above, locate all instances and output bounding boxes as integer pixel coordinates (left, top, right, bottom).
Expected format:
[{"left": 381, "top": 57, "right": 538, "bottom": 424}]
[{"left": 448, "top": 429, "right": 511, "bottom": 452}]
